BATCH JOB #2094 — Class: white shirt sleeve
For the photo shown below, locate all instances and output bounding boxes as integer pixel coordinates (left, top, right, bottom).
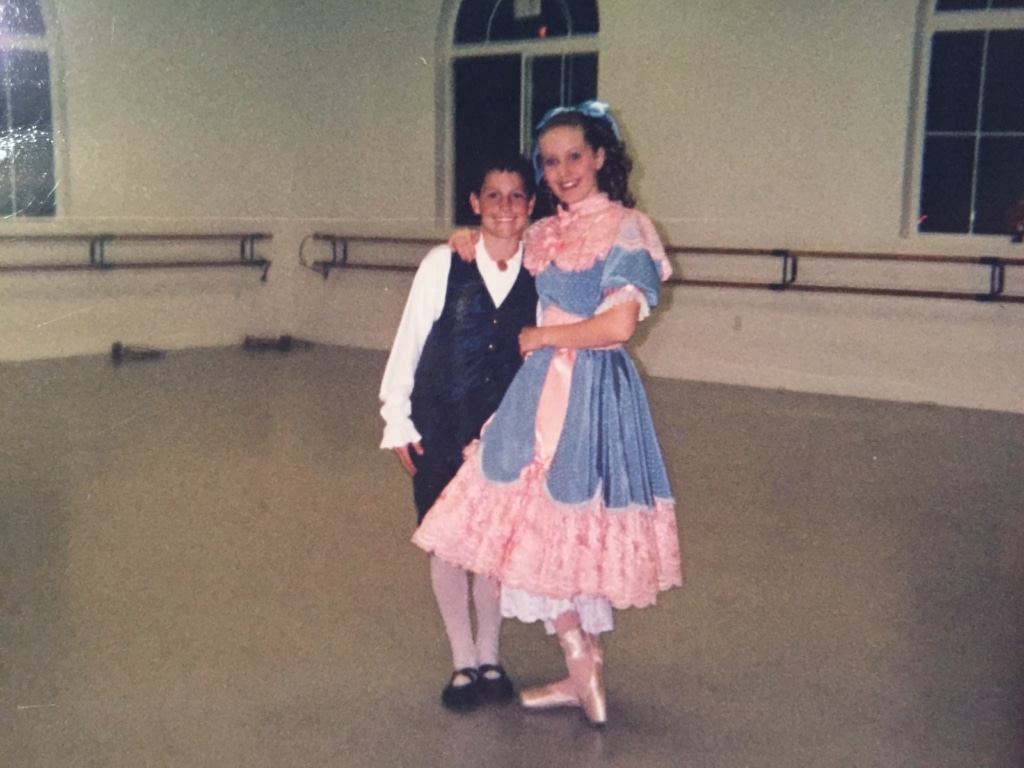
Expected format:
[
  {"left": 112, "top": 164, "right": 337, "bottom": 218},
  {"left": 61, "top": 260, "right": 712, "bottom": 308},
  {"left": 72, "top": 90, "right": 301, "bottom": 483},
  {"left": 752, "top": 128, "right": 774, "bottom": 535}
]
[{"left": 378, "top": 245, "right": 452, "bottom": 449}]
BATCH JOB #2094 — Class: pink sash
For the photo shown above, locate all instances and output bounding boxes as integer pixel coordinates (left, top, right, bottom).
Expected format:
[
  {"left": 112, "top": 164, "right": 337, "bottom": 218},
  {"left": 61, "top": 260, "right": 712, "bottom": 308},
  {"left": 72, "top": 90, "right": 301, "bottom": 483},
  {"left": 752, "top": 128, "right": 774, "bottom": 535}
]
[{"left": 533, "top": 305, "right": 626, "bottom": 466}]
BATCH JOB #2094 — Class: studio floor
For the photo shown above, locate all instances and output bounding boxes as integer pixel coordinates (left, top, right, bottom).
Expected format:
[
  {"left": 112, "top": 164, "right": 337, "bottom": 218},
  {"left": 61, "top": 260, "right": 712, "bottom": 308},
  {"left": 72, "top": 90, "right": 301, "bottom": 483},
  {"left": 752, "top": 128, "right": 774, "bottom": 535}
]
[{"left": 1, "top": 345, "right": 1021, "bottom": 767}]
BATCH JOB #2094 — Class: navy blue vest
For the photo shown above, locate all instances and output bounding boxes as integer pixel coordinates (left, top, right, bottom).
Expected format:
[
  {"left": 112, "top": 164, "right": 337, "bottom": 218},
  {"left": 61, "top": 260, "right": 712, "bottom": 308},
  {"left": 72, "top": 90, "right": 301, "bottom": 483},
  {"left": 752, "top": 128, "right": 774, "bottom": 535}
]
[{"left": 411, "top": 254, "right": 537, "bottom": 460}]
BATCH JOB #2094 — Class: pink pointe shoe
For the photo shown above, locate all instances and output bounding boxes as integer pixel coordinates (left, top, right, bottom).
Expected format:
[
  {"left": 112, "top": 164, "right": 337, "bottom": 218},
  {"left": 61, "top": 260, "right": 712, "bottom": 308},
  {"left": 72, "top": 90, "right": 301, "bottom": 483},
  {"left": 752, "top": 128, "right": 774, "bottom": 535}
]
[
  {"left": 558, "top": 628, "right": 606, "bottom": 726},
  {"left": 519, "top": 677, "right": 580, "bottom": 710}
]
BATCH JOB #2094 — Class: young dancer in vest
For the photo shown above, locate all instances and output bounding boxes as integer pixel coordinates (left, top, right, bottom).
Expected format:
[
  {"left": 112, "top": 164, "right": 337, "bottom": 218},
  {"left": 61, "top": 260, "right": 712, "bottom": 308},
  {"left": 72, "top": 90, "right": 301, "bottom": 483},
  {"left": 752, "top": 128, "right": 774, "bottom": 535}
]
[
  {"left": 379, "top": 153, "right": 538, "bottom": 710},
  {"left": 413, "top": 103, "right": 683, "bottom": 726}
]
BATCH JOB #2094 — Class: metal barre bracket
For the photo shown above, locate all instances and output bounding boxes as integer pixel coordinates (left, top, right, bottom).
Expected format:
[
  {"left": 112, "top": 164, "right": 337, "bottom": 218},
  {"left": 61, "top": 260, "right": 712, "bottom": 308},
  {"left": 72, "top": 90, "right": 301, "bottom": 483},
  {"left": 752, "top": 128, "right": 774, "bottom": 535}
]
[
  {"left": 239, "top": 235, "right": 272, "bottom": 280},
  {"left": 89, "top": 235, "right": 113, "bottom": 268},
  {"left": 978, "top": 257, "right": 1005, "bottom": 301},
  {"left": 310, "top": 234, "right": 348, "bottom": 279},
  {"left": 770, "top": 249, "right": 797, "bottom": 290}
]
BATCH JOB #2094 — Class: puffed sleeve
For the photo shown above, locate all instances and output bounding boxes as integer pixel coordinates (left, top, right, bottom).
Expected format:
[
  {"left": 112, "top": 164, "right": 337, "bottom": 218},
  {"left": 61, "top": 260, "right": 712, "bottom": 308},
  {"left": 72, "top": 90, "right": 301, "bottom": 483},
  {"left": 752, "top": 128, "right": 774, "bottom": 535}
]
[{"left": 597, "top": 211, "right": 670, "bottom": 318}]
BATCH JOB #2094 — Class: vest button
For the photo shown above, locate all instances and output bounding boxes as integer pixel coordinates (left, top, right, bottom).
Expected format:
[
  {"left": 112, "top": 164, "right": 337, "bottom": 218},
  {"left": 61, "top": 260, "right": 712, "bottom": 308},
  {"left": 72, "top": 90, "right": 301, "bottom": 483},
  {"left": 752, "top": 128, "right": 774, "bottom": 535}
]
[{"left": 487, "top": 343, "right": 495, "bottom": 351}]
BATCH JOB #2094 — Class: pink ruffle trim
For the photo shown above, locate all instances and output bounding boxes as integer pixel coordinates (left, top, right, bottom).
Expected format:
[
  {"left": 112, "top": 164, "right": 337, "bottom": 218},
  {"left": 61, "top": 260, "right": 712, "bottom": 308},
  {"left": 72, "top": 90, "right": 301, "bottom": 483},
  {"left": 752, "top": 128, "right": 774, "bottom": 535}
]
[
  {"left": 412, "top": 442, "right": 684, "bottom": 610},
  {"left": 523, "top": 194, "right": 673, "bottom": 282}
]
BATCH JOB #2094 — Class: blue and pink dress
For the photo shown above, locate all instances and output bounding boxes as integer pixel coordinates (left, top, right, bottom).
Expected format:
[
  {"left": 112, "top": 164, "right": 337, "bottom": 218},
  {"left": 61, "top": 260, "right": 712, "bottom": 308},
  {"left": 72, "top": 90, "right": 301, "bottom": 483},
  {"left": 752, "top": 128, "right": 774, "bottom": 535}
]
[{"left": 412, "top": 193, "right": 683, "bottom": 634}]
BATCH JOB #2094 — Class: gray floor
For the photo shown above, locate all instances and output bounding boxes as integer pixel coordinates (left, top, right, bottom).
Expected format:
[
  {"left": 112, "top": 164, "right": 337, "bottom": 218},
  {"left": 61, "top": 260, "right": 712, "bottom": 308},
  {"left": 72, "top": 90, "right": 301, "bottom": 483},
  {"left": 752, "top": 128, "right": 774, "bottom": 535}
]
[{"left": 1, "top": 345, "right": 1021, "bottom": 767}]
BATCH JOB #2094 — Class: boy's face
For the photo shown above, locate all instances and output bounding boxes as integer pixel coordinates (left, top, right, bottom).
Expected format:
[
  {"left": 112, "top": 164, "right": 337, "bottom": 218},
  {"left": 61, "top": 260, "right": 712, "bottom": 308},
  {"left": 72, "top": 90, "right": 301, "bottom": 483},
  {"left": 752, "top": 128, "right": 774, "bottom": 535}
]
[{"left": 469, "top": 170, "right": 535, "bottom": 242}]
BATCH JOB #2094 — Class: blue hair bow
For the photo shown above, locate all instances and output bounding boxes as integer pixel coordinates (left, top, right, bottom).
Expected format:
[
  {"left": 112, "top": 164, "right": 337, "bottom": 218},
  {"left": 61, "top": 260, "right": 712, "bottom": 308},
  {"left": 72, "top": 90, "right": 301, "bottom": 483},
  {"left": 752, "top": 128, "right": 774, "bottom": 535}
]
[{"left": 535, "top": 100, "right": 622, "bottom": 140}]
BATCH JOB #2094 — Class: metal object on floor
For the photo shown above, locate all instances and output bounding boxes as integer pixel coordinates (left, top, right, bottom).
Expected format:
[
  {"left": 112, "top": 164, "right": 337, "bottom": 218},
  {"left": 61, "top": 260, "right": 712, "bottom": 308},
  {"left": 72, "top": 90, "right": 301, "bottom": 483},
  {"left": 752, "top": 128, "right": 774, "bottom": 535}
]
[{"left": 111, "top": 341, "right": 166, "bottom": 364}]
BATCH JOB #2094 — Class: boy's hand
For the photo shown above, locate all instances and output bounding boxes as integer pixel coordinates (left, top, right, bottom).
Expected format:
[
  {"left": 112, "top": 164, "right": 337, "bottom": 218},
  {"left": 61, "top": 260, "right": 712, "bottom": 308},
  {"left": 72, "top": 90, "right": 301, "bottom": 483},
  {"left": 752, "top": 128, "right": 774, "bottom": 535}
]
[
  {"left": 448, "top": 229, "right": 479, "bottom": 262},
  {"left": 394, "top": 442, "right": 423, "bottom": 475}
]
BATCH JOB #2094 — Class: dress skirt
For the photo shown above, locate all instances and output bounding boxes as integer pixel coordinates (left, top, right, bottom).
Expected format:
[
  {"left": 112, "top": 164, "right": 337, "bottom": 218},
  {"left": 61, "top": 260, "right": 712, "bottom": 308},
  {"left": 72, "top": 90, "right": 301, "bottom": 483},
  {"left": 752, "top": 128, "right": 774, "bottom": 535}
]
[{"left": 412, "top": 339, "right": 683, "bottom": 617}]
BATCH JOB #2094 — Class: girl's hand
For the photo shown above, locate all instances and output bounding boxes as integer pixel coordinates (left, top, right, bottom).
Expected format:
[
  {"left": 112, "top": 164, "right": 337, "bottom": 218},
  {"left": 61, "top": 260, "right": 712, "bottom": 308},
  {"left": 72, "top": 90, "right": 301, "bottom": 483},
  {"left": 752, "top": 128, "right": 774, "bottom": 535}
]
[
  {"left": 448, "top": 229, "right": 479, "bottom": 262},
  {"left": 518, "top": 326, "right": 547, "bottom": 357}
]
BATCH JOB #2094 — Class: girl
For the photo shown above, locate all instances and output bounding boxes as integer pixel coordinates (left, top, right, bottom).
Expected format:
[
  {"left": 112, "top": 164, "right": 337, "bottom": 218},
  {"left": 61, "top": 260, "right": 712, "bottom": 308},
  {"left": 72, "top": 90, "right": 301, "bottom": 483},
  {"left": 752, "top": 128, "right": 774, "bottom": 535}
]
[{"left": 412, "top": 102, "right": 682, "bottom": 725}]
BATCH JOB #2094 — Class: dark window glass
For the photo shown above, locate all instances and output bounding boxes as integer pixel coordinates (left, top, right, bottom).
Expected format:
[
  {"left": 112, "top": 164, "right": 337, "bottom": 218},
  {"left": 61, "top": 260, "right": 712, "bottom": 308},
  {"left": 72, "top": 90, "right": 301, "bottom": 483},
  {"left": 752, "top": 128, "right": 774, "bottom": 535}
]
[
  {"left": 919, "top": 136, "right": 975, "bottom": 232},
  {"left": 0, "top": 49, "right": 55, "bottom": 216},
  {"left": 936, "top": 1, "right": 1024, "bottom": 11},
  {"left": 528, "top": 53, "right": 597, "bottom": 218},
  {"left": 920, "top": 5, "right": 1024, "bottom": 234},
  {"left": 935, "top": 0, "right": 987, "bottom": 9},
  {"left": 8, "top": 49, "right": 52, "bottom": 130},
  {"left": 455, "top": 0, "right": 598, "bottom": 44},
  {"left": 975, "top": 136, "right": 1024, "bottom": 234},
  {"left": 925, "top": 32, "right": 984, "bottom": 132},
  {"left": 453, "top": 56, "right": 522, "bottom": 225},
  {"left": 981, "top": 30, "right": 1024, "bottom": 131},
  {"left": 528, "top": 53, "right": 598, "bottom": 133},
  {"left": 0, "top": 0, "right": 45, "bottom": 36}
]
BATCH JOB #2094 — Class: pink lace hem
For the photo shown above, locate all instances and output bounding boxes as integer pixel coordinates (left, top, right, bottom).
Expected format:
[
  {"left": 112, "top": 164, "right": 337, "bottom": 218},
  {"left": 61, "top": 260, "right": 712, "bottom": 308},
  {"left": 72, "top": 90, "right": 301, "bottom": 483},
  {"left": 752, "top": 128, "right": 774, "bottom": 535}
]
[{"left": 412, "top": 444, "right": 684, "bottom": 610}]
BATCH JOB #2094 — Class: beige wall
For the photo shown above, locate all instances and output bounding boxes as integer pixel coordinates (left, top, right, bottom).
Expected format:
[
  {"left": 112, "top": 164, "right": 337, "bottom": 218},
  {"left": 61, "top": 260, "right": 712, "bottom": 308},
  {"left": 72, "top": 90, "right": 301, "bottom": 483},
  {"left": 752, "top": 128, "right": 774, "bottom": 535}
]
[{"left": 3, "top": 0, "right": 1022, "bottom": 414}]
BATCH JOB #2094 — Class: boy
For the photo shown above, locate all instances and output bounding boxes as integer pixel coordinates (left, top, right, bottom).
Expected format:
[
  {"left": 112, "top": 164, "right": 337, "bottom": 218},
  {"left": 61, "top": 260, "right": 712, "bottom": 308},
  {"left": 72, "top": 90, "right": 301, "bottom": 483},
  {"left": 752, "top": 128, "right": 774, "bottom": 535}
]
[{"left": 379, "top": 153, "right": 537, "bottom": 709}]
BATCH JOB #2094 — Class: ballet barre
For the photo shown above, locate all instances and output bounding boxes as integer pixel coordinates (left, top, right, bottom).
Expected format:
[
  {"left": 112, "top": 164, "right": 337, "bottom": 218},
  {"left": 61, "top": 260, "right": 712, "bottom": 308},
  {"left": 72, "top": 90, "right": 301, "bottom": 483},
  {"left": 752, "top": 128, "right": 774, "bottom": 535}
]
[
  {"left": 665, "top": 246, "right": 1024, "bottom": 304},
  {"left": 298, "top": 233, "right": 1023, "bottom": 304},
  {"left": 0, "top": 232, "right": 273, "bottom": 281}
]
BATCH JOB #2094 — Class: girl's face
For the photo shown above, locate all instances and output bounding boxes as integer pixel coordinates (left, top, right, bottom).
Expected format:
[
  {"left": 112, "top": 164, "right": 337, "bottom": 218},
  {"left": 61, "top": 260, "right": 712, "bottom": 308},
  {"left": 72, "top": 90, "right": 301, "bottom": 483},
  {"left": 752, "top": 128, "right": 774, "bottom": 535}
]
[{"left": 537, "top": 125, "right": 605, "bottom": 207}]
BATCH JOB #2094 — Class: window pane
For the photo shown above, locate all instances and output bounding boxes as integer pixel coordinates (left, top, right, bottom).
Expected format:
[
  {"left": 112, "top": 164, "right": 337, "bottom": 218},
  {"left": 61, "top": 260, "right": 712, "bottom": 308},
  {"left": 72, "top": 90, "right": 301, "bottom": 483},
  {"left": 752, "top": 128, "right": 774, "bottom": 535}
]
[
  {"left": 528, "top": 53, "right": 598, "bottom": 133},
  {"left": 453, "top": 55, "right": 522, "bottom": 225},
  {"left": 0, "top": 49, "right": 55, "bottom": 217},
  {"left": 935, "top": 0, "right": 987, "bottom": 9},
  {"left": 8, "top": 50, "right": 52, "bottom": 129},
  {"left": 919, "top": 136, "right": 975, "bottom": 232},
  {"left": 0, "top": 0, "right": 45, "bottom": 36},
  {"left": 974, "top": 136, "right": 1024, "bottom": 234},
  {"left": 455, "top": 0, "right": 598, "bottom": 44},
  {"left": 12, "top": 127, "right": 55, "bottom": 215},
  {"left": 527, "top": 53, "right": 597, "bottom": 217},
  {"left": 0, "top": 145, "right": 12, "bottom": 217},
  {"left": 925, "top": 32, "right": 984, "bottom": 132},
  {"left": 992, "top": 0, "right": 1024, "bottom": 8},
  {"left": 981, "top": 30, "right": 1024, "bottom": 131}
]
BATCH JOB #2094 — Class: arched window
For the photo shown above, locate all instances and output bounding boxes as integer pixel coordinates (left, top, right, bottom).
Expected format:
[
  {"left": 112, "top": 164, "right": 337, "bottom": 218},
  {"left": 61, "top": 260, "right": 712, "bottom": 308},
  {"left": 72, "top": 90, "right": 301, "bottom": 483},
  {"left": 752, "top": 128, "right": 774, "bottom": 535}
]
[
  {"left": 447, "top": 0, "right": 599, "bottom": 223},
  {"left": 0, "top": 0, "right": 56, "bottom": 217},
  {"left": 914, "top": 0, "right": 1024, "bottom": 235}
]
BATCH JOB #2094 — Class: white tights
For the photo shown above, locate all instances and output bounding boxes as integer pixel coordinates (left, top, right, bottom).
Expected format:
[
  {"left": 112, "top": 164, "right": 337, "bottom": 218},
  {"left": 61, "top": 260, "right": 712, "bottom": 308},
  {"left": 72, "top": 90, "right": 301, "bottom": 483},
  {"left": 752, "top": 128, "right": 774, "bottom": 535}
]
[{"left": 429, "top": 555, "right": 502, "bottom": 672}]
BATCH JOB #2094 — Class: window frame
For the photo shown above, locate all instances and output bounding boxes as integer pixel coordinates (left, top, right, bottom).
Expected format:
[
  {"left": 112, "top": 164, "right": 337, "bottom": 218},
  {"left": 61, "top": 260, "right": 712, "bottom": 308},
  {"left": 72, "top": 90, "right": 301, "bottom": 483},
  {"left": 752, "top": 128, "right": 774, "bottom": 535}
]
[{"left": 906, "top": 1, "right": 1024, "bottom": 239}]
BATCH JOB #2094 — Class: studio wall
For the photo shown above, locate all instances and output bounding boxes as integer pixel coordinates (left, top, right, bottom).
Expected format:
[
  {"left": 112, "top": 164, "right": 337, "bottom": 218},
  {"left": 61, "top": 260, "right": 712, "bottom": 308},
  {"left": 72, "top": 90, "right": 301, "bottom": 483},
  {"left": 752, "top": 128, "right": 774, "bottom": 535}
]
[{"left": 1, "top": 1, "right": 1020, "bottom": 414}]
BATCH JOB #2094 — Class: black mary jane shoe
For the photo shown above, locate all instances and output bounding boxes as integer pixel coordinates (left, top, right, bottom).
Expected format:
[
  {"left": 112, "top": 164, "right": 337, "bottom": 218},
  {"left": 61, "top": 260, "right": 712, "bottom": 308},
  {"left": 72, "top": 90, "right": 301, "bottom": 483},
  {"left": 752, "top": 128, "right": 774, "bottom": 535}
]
[
  {"left": 477, "top": 664, "right": 515, "bottom": 704},
  {"left": 441, "top": 667, "right": 483, "bottom": 711}
]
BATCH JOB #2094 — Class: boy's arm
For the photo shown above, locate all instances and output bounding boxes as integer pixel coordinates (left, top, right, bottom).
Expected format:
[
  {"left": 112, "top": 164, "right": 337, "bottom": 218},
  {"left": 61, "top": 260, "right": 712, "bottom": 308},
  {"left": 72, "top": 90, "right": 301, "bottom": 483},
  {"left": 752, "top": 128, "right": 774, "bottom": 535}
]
[{"left": 379, "top": 246, "right": 451, "bottom": 449}]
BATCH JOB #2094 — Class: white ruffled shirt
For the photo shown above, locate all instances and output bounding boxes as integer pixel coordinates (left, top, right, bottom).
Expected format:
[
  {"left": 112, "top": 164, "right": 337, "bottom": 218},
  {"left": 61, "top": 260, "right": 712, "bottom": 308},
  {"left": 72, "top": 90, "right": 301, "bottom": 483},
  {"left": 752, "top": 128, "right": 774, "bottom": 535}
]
[{"left": 378, "top": 239, "right": 527, "bottom": 449}]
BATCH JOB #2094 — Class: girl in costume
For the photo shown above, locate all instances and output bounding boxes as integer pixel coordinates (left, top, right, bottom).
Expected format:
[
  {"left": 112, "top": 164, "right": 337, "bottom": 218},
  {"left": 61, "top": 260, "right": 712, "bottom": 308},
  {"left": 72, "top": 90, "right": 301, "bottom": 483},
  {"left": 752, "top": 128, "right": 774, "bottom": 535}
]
[{"left": 413, "top": 102, "right": 682, "bottom": 725}]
